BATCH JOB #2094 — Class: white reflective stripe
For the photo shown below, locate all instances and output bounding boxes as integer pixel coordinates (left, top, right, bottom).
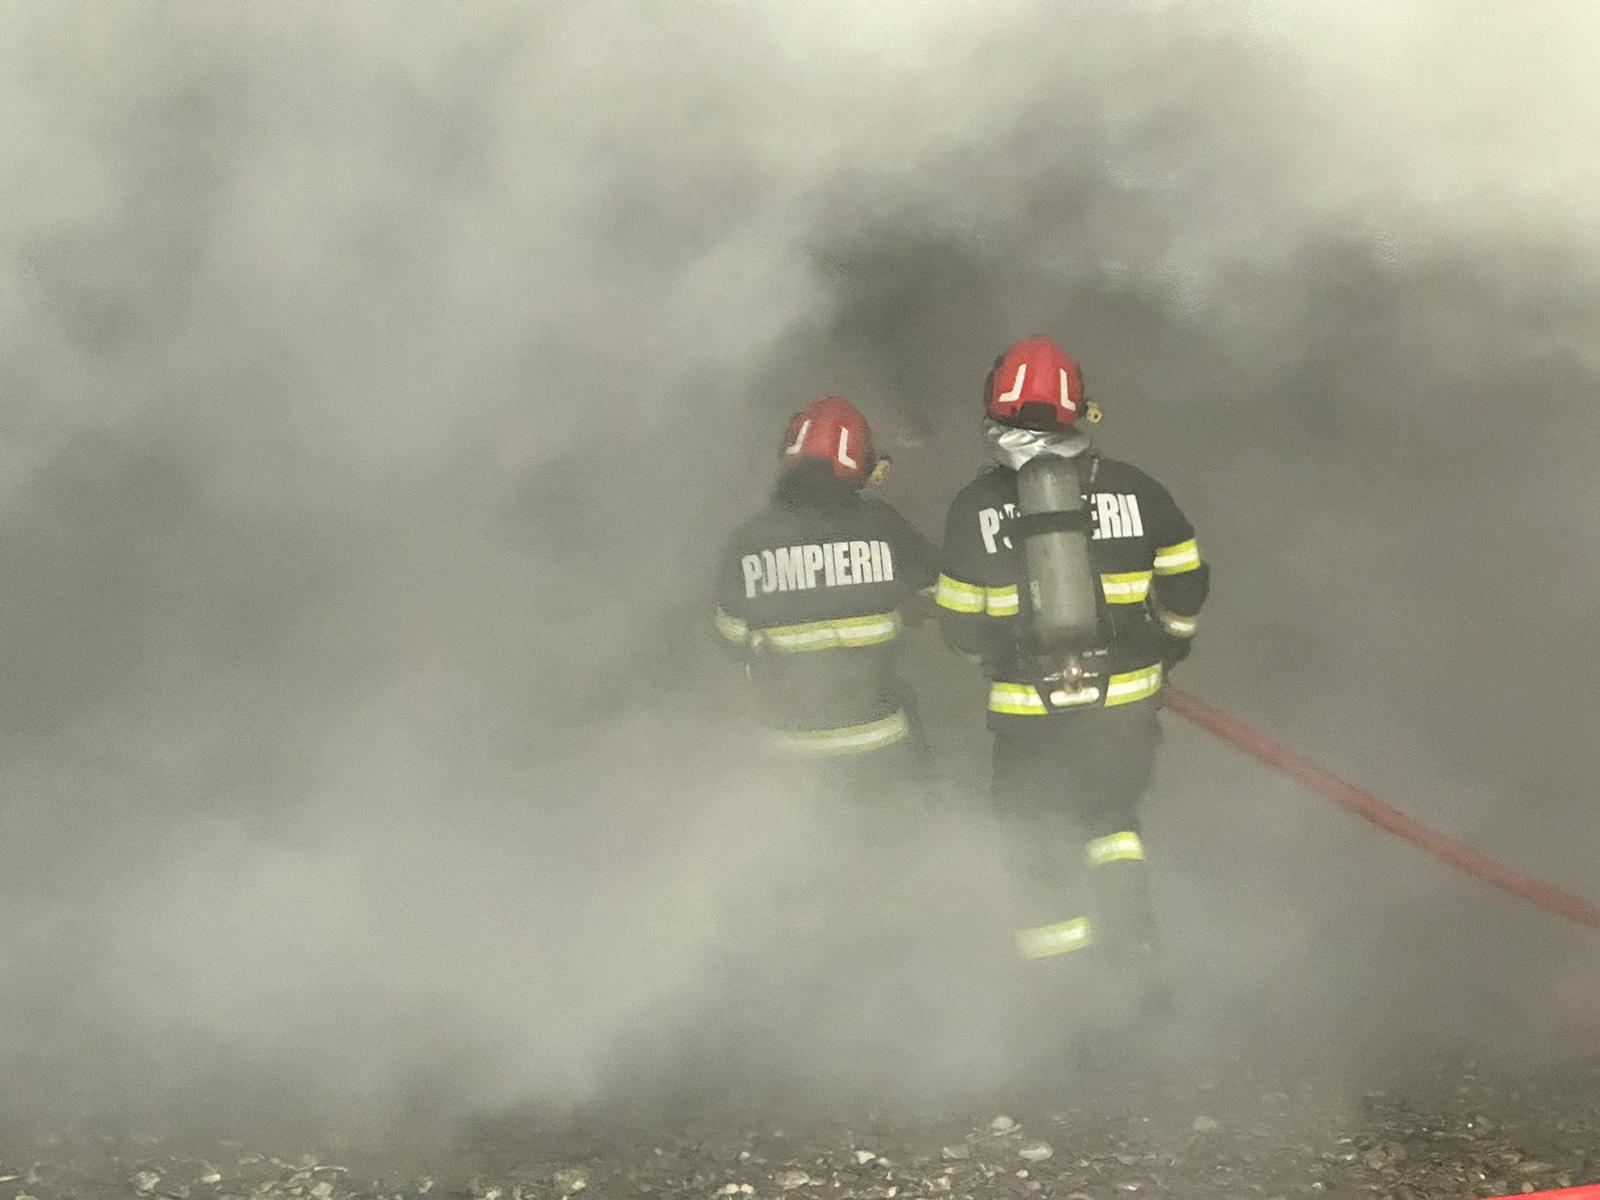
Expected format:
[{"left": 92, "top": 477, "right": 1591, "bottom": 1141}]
[
  {"left": 1046, "top": 683, "right": 1102, "bottom": 706},
  {"left": 1015, "top": 917, "right": 1093, "bottom": 959},
  {"left": 760, "top": 613, "right": 900, "bottom": 651},
  {"left": 1105, "top": 664, "right": 1163, "bottom": 706},
  {"left": 989, "top": 683, "right": 1101, "bottom": 712},
  {"left": 774, "top": 710, "right": 909, "bottom": 756},
  {"left": 992, "top": 662, "right": 1163, "bottom": 715},
  {"left": 714, "top": 607, "right": 750, "bottom": 643},
  {"left": 839, "top": 616, "right": 899, "bottom": 644},
  {"left": 986, "top": 585, "right": 1020, "bottom": 616},
  {"left": 936, "top": 574, "right": 985, "bottom": 614},
  {"left": 1086, "top": 831, "right": 1146, "bottom": 865},
  {"left": 1106, "top": 668, "right": 1162, "bottom": 699},
  {"left": 988, "top": 684, "right": 1047, "bottom": 715},
  {"left": 1100, "top": 572, "right": 1152, "bottom": 603},
  {"left": 1154, "top": 550, "right": 1200, "bottom": 571},
  {"left": 1158, "top": 610, "right": 1197, "bottom": 636},
  {"left": 1153, "top": 539, "right": 1201, "bottom": 573}
]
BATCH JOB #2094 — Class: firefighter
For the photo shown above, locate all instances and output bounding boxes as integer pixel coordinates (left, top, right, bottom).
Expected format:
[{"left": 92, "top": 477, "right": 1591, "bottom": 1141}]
[
  {"left": 709, "top": 396, "right": 941, "bottom": 1074},
  {"left": 714, "top": 394, "right": 939, "bottom": 797},
  {"left": 935, "top": 335, "right": 1209, "bottom": 1027}
]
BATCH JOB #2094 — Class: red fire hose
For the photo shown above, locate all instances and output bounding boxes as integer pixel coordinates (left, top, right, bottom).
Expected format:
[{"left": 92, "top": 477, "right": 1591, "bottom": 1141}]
[{"left": 1165, "top": 687, "right": 1600, "bottom": 933}]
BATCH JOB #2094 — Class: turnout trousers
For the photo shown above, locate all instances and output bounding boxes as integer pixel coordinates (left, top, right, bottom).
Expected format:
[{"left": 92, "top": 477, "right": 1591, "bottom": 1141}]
[{"left": 991, "top": 700, "right": 1165, "bottom": 995}]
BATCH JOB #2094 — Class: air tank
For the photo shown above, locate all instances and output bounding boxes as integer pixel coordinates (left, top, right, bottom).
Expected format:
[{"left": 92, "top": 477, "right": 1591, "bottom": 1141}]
[{"left": 1015, "top": 455, "right": 1099, "bottom": 655}]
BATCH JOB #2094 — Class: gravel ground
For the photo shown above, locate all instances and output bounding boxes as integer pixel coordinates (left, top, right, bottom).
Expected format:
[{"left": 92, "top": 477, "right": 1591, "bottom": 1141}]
[{"left": 5, "top": 1047, "right": 1594, "bottom": 1200}]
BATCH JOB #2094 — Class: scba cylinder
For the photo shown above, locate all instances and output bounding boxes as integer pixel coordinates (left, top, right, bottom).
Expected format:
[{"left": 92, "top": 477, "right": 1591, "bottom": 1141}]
[{"left": 1015, "top": 455, "right": 1100, "bottom": 655}]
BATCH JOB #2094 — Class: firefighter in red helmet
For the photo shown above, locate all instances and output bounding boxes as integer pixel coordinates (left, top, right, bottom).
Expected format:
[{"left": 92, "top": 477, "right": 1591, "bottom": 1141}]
[
  {"left": 705, "top": 397, "right": 940, "bottom": 1081},
  {"left": 714, "top": 395, "right": 939, "bottom": 792},
  {"left": 936, "top": 336, "right": 1209, "bottom": 1033}
]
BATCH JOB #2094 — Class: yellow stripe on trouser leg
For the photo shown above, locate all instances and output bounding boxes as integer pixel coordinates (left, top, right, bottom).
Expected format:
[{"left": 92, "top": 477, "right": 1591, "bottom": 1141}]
[
  {"left": 1015, "top": 917, "right": 1093, "bottom": 959},
  {"left": 772, "top": 710, "right": 909, "bottom": 757},
  {"left": 1086, "top": 831, "right": 1146, "bottom": 866},
  {"left": 1155, "top": 607, "right": 1197, "bottom": 637}
]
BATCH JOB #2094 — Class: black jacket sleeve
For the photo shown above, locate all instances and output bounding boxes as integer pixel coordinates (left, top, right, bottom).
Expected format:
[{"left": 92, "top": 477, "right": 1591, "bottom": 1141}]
[
  {"left": 712, "top": 533, "right": 755, "bottom": 661},
  {"left": 872, "top": 499, "right": 940, "bottom": 595},
  {"left": 1141, "top": 477, "right": 1209, "bottom": 660},
  {"left": 936, "top": 484, "right": 1017, "bottom": 661}
]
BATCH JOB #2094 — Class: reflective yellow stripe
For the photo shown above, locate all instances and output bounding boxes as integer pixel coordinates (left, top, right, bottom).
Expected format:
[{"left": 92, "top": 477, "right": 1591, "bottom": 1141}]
[
  {"left": 772, "top": 710, "right": 909, "bottom": 756},
  {"left": 986, "top": 584, "right": 1019, "bottom": 616},
  {"left": 1156, "top": 607, "right": 1197, "bottom": 637},
  {"left": 987, "top": 683, "right": 1048, "bottom": 715},
  {"left": 1015, "top": 917, "right": 1093, "bottom": 959},
  {"left": 935, "top": 573, "right": 985, "bottom": 614},
  {"left": 1100, "top": 570, "right": 1153, "bottom": 604},
  {"left": 1086, "top": 831, "right": 1146, "bottom": 865},
  {"left": 1104, "top": 664, "right": 1163, "bottom": 706},
  {"left": 714, "top": 607, "right": 750, "bottom": 644},
  {"left": 990, "top": 662, "right": 1163, "bottom": 715},
  {"left": 1153, "top": 538, "right": 1201, "bottom": 575},
  {"left": 754, "top": 611, "right": 901, "bottom": 652}
]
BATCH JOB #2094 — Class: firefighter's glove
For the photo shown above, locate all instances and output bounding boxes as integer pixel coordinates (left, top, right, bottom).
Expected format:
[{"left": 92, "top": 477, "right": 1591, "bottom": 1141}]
[{"left": 1158, "top": 633, "right": 1192, "bottom": 671}]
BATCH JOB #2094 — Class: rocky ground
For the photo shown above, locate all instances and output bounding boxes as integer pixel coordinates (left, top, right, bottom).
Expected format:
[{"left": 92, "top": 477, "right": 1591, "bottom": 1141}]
[{"left": 5, "top": 1048, "right": 1594, "bottom": 1200}]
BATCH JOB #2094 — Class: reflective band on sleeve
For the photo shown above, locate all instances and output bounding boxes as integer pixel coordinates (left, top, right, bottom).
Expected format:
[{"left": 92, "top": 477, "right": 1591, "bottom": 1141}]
[
  {"left": 1153, "top": 538, "right": 1202, "bottom": 575},
  {"left": 772, "top": 710, "right": 909, "bottom": 756},
  {"left": 1104, "top": 663, "right": 1164, "bottom": 706},
  {"left": 987, "top": 683, "right": 1049, "bottom": 715},
  {"left": 1156, "top": 608, "right": 1197, "bottom": 637},
  {"left": 1100, "top": 570, "right": 1153, "bottom": 604},
  {"left": 985, "top": 584, "right": 1019, "bottom": 616},
  {"left": 755, "top": 611, "right": 901, "bottom": 653},
  {"left": 1086, "top": 830, "right": 1146, "bottom": 865},
  {"left": 935, "top": 573, "right": 985, "bottom": 614},
  {"left": 1015, "top": 917, "right": 1093, "bottom": 959},
  {"left": 714, "top": 607, "right": 750, "bottom": 644}
]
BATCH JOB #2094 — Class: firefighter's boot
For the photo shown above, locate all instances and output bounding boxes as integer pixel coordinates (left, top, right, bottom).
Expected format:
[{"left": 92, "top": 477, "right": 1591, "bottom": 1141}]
[
  {"left": 1085, "top": 831, "right": 1174, "bottom": 1028},
  {"left": 1007, "top": 913, "right": 1101, "bottom": 1095}
]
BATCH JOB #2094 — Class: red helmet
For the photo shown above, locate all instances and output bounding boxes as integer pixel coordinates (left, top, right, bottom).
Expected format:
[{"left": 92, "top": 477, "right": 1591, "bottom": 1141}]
[
  {"left": 983, "top": 335, "right": 1088, "bottom": 428},
  {"left": 780, "top": 394, "right": 878, "bottom": 482}
]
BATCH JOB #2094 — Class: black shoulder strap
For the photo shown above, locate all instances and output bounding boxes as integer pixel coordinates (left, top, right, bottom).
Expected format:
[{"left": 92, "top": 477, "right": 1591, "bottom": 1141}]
[{"left": 1005, "top": 509, "right": 1093, "bottom": 539}]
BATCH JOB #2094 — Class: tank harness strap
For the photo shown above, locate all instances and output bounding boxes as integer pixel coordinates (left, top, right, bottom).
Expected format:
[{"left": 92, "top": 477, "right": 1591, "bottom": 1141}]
[{"left": 1005, "top": 509, "right": 1093, "bottom": 539}]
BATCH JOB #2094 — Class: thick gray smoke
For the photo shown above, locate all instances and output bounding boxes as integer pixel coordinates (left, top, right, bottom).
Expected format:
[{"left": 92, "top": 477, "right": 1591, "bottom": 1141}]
[{"left": 3, "top": 0, "right": 1597, "bottom": 1145}]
